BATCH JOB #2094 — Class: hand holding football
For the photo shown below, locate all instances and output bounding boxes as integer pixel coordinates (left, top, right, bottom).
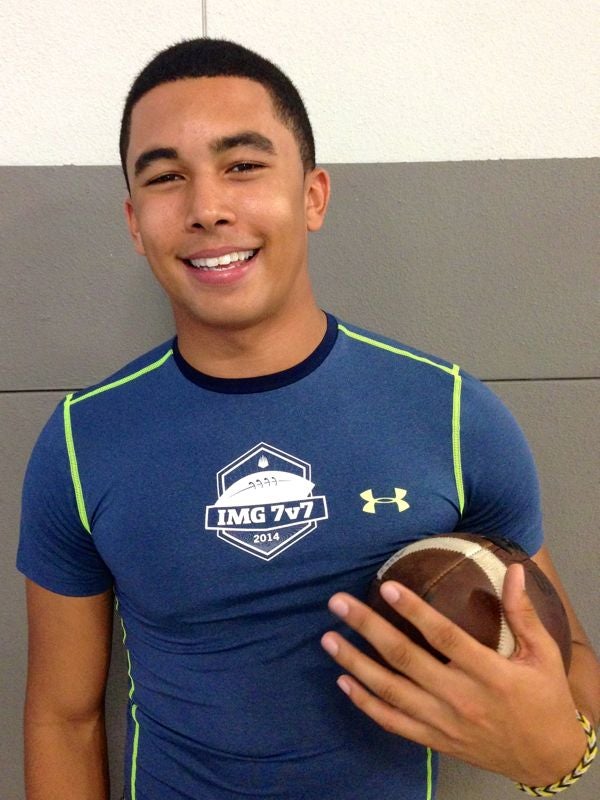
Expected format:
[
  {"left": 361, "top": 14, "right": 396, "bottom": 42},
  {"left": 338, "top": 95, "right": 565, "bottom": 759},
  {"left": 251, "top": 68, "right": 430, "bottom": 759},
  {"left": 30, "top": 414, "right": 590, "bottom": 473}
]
[{"left": 367, "top": 533, "right": 571, "bottom": 669}]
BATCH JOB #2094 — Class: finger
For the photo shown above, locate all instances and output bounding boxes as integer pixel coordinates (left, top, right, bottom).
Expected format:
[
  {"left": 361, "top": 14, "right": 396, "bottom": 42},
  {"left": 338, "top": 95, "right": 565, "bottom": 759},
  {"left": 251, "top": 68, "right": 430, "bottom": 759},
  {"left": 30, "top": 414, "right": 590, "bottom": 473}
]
[
  {"left": 334, "top": 673, "right": 441, "bottom": 749},
  {"left": 326, "top": 592, "right": 449, "bottom": 686},
  {"left": 320, "top": 630, "right": 443, "bottom": 722},
  {"left": 376, "top": 582, "right": 501, "bottom": 676},
  {"left": 502, "top": 563, "right": 560, "bottom": 662}
]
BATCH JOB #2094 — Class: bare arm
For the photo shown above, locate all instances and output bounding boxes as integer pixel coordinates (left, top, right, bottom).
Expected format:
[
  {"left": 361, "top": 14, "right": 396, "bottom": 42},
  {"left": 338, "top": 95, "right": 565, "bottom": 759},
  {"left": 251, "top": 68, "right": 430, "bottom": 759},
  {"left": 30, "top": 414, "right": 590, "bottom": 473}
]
[
  {"left": 24, "top": 579, "right": 114, "bottom": 800},
  {"left": 531, "top": 545, "right": 600, "bottom": 727}
]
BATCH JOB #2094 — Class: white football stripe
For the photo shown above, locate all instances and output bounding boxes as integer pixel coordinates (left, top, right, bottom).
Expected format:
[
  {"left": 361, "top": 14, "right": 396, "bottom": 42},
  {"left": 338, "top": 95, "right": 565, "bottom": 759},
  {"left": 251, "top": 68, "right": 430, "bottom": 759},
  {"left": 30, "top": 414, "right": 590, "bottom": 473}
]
[
  {"left": 215, "top": 472, "right": 314, "bottom": 506},
  {"left": 378, "top": 537, "right": 515, "bottom": 657}
]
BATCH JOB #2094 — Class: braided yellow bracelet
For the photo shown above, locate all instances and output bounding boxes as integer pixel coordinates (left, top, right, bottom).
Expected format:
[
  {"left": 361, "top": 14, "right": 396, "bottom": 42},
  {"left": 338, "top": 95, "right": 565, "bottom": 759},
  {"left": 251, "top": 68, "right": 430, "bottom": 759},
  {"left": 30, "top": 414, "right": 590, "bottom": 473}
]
[{"left": 516, "top": 711, "right": 598, "bottom": 796}]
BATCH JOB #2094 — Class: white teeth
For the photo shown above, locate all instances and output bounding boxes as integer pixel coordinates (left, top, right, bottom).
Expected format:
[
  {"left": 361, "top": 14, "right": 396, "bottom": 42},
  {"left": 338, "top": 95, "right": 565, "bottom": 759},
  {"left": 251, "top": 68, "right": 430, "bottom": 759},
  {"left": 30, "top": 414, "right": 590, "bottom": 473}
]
[{"left": 189, "top": 249, "right": 256, "bottom": 269}]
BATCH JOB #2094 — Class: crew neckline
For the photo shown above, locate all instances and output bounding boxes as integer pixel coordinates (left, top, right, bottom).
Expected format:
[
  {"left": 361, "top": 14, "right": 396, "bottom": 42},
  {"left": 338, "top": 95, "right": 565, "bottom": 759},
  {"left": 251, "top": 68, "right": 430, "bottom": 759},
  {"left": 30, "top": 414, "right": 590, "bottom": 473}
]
[{"left": 172, "top": 313, "right": 338, "bottom": 394}]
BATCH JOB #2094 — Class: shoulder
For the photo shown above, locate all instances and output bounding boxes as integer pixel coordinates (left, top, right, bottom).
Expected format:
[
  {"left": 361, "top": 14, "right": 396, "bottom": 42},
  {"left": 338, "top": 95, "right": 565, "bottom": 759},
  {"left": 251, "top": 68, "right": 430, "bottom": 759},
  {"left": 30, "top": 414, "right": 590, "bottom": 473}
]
[
  {"left": 22, "top": 340, "right": 173, "bottom": 482},
  {"left": 334, "top": 318, "right": 457, "bottom": 380},
  {"left": 69, "top": 339, "right": 175, "bottom": 406},
  {"left": 333, "top": 317, "right": 533, "bottom": 463},
  {"left": 335, "top": 319, "right": 516, "bottom": 411},
  {"left": 28, "top": 339, "right": 176, "bottom": 465},
  {"left": 458, "top": 369, "right": 526, "bottom": 442}
]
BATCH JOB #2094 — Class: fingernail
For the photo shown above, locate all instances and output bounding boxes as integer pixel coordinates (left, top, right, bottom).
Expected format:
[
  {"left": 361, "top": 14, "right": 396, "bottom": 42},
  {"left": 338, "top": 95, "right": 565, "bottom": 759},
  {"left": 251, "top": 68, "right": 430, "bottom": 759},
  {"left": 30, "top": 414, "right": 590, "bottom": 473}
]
[
  {"left": 337, "top": 676, "right": 351, "bottom": 696},
  {"left": 329, "top": 596, "right": 350, "bottom": 618},
  {"left": 380, "top": 582, "right": 401, "bottom": 604},
  {"left": 321, "top": 634, "right": 339, "bottom": 656}
]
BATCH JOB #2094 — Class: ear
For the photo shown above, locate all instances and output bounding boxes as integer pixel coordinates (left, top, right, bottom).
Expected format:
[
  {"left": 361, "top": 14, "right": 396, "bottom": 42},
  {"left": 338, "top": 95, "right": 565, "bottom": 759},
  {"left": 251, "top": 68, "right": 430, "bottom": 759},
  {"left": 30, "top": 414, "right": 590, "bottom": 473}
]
[
  {"left": 304, "top": 168, "right": 331, "bottom": 232},
  {"left": 124, "top": 197, "right": 146, "bottom": 256}
]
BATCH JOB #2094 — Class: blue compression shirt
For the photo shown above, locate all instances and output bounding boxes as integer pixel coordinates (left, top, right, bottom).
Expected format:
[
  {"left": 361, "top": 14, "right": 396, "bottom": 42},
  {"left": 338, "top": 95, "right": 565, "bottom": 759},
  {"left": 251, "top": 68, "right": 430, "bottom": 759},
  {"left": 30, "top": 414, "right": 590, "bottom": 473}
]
[{"left": 18, "top": 315, "right": 543, "bottom": 800}]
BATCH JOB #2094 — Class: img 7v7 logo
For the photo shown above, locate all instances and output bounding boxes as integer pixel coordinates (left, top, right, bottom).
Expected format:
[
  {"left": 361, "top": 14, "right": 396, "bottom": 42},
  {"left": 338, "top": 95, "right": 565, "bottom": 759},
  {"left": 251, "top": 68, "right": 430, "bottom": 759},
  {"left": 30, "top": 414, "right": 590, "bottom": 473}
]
[
  {"left": 204, "top": 442, "right": 329, "bottom": 560},
  {"left": 206, "top": 499, "right": 326, "bottom": 531}
]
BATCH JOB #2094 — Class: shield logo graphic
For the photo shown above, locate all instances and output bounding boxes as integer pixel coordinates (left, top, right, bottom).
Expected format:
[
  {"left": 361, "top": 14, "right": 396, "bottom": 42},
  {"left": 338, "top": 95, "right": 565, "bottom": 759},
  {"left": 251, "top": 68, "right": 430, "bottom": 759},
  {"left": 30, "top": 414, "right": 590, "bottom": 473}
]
[{"left": 205, "top": 442, "right": 328, "bottom": 560}]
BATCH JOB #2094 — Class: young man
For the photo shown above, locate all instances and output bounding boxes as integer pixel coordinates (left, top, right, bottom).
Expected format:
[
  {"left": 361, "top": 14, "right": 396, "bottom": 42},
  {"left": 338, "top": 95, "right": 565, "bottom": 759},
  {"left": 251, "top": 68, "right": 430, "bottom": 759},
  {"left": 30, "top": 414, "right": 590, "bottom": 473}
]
[{"left": 18, "top": 38, "right": 599, "bottom": 800}]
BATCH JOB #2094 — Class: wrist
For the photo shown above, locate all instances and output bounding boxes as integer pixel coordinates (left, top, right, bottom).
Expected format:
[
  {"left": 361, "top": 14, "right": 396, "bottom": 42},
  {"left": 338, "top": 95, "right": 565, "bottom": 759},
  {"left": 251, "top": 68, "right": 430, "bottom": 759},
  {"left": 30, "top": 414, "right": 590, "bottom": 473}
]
[
  {"left": 516, "top": 710, "right": 597, "bottom": 796},
  {"left": 528, "top": 714, "right": 587, "bottom": 787}
]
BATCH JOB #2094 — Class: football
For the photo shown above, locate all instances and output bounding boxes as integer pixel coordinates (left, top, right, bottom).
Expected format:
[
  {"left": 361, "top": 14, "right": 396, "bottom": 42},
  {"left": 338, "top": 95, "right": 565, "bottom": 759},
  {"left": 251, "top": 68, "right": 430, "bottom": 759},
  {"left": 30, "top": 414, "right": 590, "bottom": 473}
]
[{"left": 367, "top": 533, "right": 572, "bottom": 669}]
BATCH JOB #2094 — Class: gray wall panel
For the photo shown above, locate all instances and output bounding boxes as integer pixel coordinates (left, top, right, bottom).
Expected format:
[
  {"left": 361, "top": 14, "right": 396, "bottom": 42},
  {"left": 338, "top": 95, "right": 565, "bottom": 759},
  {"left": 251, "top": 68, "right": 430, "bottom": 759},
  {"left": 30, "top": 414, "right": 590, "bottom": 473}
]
[
  {"left": 313, "top": 159, "right": 599, "bottom": 379},
  {"left": 493, "top": 378, "right": 599, "bottom": 640},
  {"left": 2, "top": 158, "right": 598, "bottom": 799},
  {"left": 1, "top": 393, "right": 66, "bottom": 799},
  {"left": 437, "top": 378, "right": 600, "bottom": 800},
  {"left": 105, "top": 623, "right": 129, "bottom": 799},
  {"left": 1, "top": 159, "right": 598, "bottom": 389},
  {"left": 0, "top": 167, "right": 173, "bottom": 390},
  {"left": 1, "top": 392, "right": 128, "bottom": 799}
]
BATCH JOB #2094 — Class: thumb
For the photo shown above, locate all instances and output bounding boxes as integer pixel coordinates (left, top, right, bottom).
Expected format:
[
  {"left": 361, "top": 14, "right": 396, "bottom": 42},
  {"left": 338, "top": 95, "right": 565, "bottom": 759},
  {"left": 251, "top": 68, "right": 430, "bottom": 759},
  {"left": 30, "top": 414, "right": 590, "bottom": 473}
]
[{"left": 502, "top": 563, "right": 551, "bottom": 661}]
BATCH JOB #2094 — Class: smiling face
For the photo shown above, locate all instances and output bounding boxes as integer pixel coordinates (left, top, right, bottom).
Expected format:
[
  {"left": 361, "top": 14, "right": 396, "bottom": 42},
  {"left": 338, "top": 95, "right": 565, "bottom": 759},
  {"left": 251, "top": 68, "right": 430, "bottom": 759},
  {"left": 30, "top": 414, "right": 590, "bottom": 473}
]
[{"left": 124, "top": 76, "right": 329, "bottom": 342}]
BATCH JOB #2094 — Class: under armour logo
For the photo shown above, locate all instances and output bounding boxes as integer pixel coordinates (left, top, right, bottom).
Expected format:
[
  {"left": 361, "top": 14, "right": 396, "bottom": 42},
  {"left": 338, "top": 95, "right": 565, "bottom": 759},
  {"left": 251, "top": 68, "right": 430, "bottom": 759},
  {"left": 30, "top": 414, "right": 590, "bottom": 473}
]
[{"left": 360, "top": 488, "right": 410, "bottom": 514}]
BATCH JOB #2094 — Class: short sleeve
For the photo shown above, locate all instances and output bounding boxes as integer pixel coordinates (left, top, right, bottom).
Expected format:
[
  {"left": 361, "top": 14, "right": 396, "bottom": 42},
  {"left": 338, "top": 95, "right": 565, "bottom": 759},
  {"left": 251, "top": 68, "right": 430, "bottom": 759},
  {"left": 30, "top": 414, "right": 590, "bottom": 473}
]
[
  {"left": 456, "top": 374, "right": 544, "bottom": 556},
  {"left": 16, "top": 401, "right": 114, "bottom": 596}
]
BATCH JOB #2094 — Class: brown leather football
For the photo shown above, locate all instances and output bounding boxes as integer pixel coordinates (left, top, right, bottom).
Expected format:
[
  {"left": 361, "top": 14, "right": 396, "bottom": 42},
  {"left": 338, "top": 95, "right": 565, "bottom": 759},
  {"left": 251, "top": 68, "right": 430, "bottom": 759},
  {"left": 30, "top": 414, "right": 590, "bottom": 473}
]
[{"left": 367, "top": 533, "right": 571, "bottom": 670}]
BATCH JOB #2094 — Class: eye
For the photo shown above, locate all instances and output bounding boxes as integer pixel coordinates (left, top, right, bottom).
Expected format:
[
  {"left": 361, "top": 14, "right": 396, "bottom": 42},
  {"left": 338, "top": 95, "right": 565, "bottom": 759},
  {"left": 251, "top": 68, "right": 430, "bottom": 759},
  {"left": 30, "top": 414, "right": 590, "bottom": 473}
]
[
  {"left": 146, "top": 173, "right": 183, "bottom": 186},
  {"left": 229, "top": 162, "right": 264, "bottom": 174}
]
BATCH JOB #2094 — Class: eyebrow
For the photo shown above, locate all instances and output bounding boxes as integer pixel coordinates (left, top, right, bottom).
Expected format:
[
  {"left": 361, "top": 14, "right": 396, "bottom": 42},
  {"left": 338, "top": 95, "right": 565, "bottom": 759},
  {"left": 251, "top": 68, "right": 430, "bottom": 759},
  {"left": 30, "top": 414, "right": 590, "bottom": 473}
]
[
  {"left": 133, "top": 132, "right": 276, "bottom": 179},
  {"left": 210, "top": 131, "right": 276, "bottom": 156},
  {"left": 134, "top": 147, "right": 178, "bottom": 177}
]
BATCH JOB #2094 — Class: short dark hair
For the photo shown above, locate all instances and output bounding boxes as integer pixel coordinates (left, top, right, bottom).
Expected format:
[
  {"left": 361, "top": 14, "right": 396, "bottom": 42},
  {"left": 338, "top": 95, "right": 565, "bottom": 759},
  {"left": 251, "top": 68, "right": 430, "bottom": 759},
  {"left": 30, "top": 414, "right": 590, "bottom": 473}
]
[{"left": 119, "top": 38, "right": 316, "bottom": 191}]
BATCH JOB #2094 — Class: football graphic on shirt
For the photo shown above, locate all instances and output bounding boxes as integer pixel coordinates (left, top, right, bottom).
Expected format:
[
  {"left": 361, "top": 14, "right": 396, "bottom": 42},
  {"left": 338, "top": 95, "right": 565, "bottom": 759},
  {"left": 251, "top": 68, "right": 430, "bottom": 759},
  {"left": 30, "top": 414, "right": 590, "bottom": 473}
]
[
  {"left": 213, "top": 470, "right": 315, "bottom": 506},
  {"left": 205, "top": 442, "right": 329, "bottom": 561},
  {"left": 367, "top": 533, "right": 572, "bottom": 669}
]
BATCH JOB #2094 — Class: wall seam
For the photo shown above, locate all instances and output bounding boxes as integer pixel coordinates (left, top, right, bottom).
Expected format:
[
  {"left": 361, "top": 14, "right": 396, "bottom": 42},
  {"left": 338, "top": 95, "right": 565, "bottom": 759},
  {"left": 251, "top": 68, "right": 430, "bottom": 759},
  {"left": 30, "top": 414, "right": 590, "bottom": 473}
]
[{"left": 2, "top": 378, "right": 599, "bottom": 395}]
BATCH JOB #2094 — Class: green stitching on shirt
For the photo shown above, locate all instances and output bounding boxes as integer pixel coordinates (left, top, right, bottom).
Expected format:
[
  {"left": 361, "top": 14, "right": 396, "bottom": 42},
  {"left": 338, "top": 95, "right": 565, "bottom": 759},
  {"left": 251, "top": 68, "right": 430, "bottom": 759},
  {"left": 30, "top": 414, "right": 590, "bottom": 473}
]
[
  {"left": 63, "top": 393, "right": 91, "bottom": 534},
  {"left": 426, "top": 746, "right": 433, "bottom": 799},
  {"left": 130, "top": 705, "right": 140, "bottom": 798},
  {"left": 451, "top": 365, "right": 465, "bottom": 516},
  {"left": 337, "top": 323, "right": 455, "bottom": 375},
  {"left": 62, "top": 348, "right": 173, "bottom": 536},
  {"left": 70, "top": 349, "right": 173, "bottom": 406},
  {"left": 338, "top": 322, "right": 464, "bottom": 518},
  {"left": 116, "top": 598, "right": 140, "bottom": 800}
]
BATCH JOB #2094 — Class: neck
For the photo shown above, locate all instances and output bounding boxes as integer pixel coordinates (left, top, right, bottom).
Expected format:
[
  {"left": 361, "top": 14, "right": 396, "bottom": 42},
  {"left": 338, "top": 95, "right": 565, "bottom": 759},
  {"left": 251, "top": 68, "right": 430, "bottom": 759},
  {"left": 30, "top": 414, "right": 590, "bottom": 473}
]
[{"left": 174, "top": 304, "right": 327, "bottom": 379}]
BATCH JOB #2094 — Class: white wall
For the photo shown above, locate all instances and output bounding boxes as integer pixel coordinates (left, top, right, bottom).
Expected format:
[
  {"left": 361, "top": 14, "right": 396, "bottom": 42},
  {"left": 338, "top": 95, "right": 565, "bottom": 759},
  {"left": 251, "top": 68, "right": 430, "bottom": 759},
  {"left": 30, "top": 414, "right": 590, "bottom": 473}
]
[{"left": 2, "top": 0, "right": 598, "bottom": 165}]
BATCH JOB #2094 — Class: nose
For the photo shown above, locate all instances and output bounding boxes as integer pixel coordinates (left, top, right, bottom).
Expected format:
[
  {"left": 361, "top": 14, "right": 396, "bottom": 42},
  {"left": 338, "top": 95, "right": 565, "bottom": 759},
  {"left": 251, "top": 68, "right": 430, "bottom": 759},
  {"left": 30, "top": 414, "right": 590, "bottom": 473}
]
[{"left": 184, "top": 175, "right": 235, "bottom": 231}]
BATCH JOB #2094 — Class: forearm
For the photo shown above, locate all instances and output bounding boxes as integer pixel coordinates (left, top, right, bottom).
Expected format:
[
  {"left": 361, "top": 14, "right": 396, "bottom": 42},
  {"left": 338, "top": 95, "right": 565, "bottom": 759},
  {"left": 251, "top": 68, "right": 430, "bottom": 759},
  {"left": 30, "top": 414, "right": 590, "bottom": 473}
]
[
  {"left": 516, "top": 640, "right": 600, "bottom": 788},
  {"left": 25, "top": 711, "right": 110, "bottom": 800},
  {"left": 568, "top": 640, "right": 600, "bottom": 728}
]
